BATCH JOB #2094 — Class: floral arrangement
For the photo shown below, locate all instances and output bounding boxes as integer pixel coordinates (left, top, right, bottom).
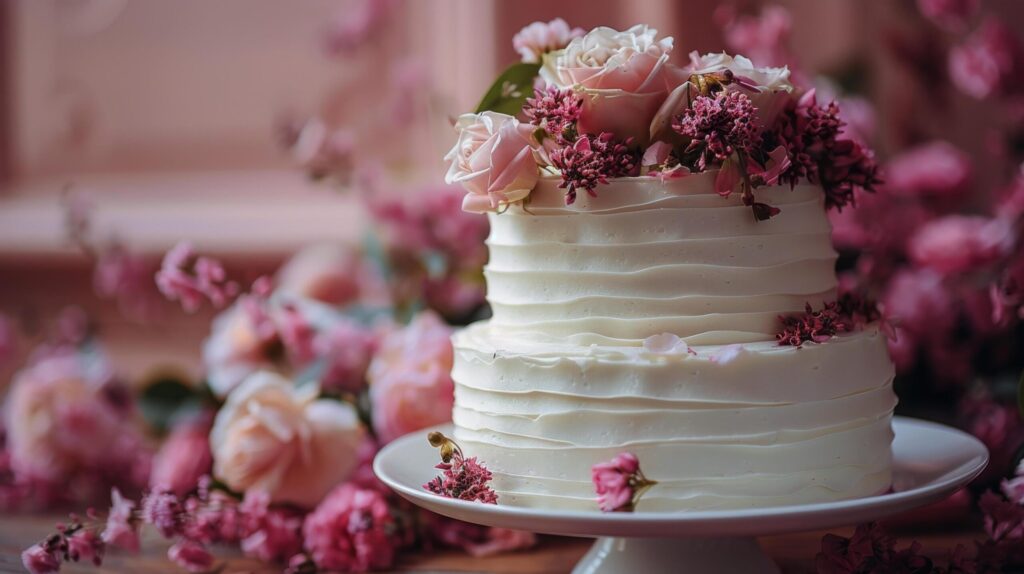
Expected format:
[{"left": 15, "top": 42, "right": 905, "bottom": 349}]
[
  {"left": 444, "top": 21, "right": 880, "bottom": 220},
  {"left": 4, "top": 187, "right": 525, "bottom": 574}
]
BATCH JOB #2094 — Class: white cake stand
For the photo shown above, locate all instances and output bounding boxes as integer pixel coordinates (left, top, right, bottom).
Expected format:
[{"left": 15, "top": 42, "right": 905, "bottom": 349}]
[{"left": 374, "top": 417, "right": 987, "bottom": 574}]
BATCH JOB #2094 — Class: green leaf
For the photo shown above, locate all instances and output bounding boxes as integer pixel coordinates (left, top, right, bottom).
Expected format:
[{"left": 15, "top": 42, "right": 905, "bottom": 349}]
[
  {"left": 139, "top": 376, "right": 202, "bottom": 434},
  {"left": 474, "top": 63, "right": 541, "bottom": 116}
]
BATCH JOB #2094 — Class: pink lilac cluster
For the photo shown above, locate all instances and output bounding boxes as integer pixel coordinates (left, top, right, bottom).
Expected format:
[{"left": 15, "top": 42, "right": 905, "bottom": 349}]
[
  {"left": 770, "top": 91, "right": 881, "bottom": 210},
  {"left": 550, "top": 134, "right": 640, "bottom": 204},
  {"left": 523, "top": 86, "right": 583, "bottom": 143},
  {"left": 591, "top": 452, "right": 657, "bottom": 513},
  {"left": 155, "top": 242, "right": 240, "bottom": 313},
  {"left": 776, "top": 292, "right": 883, "bottom": 347},
  {"left": 673, "top": 91, "right": 761, "bottom": 171},
  {"left": 424, "top": 455, "right": 498, "bottom": 505}
]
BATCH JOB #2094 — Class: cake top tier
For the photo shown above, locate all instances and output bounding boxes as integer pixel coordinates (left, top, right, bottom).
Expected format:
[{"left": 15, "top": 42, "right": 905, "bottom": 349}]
[
  {"left": 443, "top": 22, "right": 880, "bottom": 223},
  {"left": 484, "top": 173, "right": 838, "bottom": 345}
]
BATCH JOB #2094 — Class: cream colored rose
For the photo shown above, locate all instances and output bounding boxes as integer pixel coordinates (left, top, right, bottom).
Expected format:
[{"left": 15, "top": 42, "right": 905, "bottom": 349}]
[
  {"left": 540, "top": 25, "right": 678, "bottom": 145},
  {"left": 210, "top": 371, "right": 364, "bottom": 508},
  {"left": 444, "top": 112, "right": 541, "bottom": 213}
]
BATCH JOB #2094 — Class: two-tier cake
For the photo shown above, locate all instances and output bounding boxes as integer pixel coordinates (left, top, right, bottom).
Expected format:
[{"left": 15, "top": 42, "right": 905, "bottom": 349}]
[{"left": 444, "top": 21, "right": 895, "bottom": 512}]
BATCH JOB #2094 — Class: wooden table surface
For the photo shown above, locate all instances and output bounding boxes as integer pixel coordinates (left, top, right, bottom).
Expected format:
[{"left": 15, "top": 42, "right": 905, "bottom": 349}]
[{"left": 0, "top": 512, "right": 985, "bottom": 574}]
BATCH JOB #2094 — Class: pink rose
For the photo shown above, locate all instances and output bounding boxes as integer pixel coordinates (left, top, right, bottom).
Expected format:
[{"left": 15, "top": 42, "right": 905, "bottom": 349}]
[
  {"left": 202, "top": 299, "right": 281, "bottom": 398},
  {"left": 886, "top": 141, "right": 973, "bottom": 200},
  {"left": 541, "top": 25, "right": 677, "bottom": 145},
  {"left": 907, "top": 215, "right": 1013, "bottom": 276},
  {"left": 367, "top": 311, "right": 454, "bottom": 444},
  {"left": 686, "top": 52, "right": 793, "bottom": 126},
  {"left": 3, "top": 355, "right": 141, "bottom": 483},
  {"left": 302, "top": 483, "right": 397, "bottom": 572},
  {"left": 444, "top": 112, "right": 541, "bottom": 213},
  {"left": 949, "top": 18, "right": 1024, "bottom": 100},
  {"left": 276, "top": 244, "right": 389, "bottom": 308},
  {"left": 591, "top": 452, "right": 642, "bottom": 512},
  {"left": 512, "top": 18, "right": 583, "bottom": 64},
  {"left": 210, "top": 371, "right": 365, "bottom": 508},
  {"left": 150, "top": 412, "right": 214, "bottom": 496}
]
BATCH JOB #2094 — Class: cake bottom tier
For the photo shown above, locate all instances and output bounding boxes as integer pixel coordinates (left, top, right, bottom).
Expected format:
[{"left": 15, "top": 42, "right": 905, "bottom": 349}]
[{"left": 451, "top": 324, "right": 896, "bottom": 512}]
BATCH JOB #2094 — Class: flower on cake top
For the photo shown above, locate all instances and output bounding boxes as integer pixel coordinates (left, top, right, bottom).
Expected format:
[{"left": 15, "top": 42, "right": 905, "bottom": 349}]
[
  {"left": 591, "top": 452, "right": 657, "bottom": 512},
  {"left": 512, "top": 18, "right": 584, "bottom": 64},
  {"left": 445, "top": 21, "right": 880, "bottom": 220}
]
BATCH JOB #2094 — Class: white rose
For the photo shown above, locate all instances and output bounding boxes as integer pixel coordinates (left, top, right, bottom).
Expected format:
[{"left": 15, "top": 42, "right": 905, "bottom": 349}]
[{"left": 210, "top": 371, "right": 365, "bottom": 508}]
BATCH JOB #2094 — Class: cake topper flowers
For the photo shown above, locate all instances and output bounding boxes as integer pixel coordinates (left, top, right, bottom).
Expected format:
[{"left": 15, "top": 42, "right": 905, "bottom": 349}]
[
  {"left": 591, "top": 453, "right": 658, "bottom": 512},
  {"left": 445, "top": 21, "right": 880, "bottom": 220},
  {"left": 423, "top": 432, "right": 499, "bottom": 504}
]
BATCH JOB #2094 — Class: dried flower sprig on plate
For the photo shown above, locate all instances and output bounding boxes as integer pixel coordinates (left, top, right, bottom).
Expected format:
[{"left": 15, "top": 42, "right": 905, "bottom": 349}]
[{"left": 423, "top": 432, "right": 499, "bottom": 504}]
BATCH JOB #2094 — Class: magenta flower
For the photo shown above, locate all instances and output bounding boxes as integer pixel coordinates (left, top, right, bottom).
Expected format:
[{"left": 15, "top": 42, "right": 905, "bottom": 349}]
[
  {"left": 776, "top": 293, "right": 882, "bottom": 348},
  {"left": 1001, "top": 461, "right": 1024, "bottom": 504},
  {"left": 302, "top": 483, "right": 397, "bottom": 572},
  {"left": 591, "top": 452, "right": 656, "bottom": 512},
  {"left": 238, "top": 491, "right": 304, "bottom": 564},
  {"left": 21, "top": 541, "right": 62, "bottom": 574},
  {"left": 673, "top": 91, "right": 761, "bottom": 171},
  {"left": 167, "top": 539, "right": 216, "bottom": 573},
  {"left": 315, "top": 319, "right": 377, "bottom": 395},
  {"left": 142, "top": 491, "right": 186, "bottom": 538},
  {"left": 423, "top": 432, "right": 498, "bottom": 504},
  {"left": 155, "top": 241, "right": 239, "bottom": 313},
  {"left": 523, "top": 86, "right": 584, "bottom": 143},
  {"left": 66, "top": 530, "right": 104, "bottom": 566},
  {"left": 949, "top": 18, "right": 1024, "bottom": 100},
  {"left": 550, "top": 133, "right": 639, "bottom": 204},
  {"left": 102, "top": 488, "right": 140, "bottom": 552}
]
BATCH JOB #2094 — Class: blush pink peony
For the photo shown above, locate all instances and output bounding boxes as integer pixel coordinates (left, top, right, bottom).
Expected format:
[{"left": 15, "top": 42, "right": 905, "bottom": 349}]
[
  {"left": 209, "top": 371, "right": 365, "bottom": 508},
  {"left": 302, "top": 483, "right": 397, "bottom": 572},
  {"left": 444, "top": 112, "right": 541, "bottom": 213},
  {"left": 541, "top": 25, "right": 677, "bottom": 145},
  {"left": 367, "top": 311, "right": 454, "bottom": 444}
]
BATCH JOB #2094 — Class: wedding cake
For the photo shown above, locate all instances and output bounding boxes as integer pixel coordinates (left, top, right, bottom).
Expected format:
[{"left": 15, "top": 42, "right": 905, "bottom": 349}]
[{"left": 444, "top": 22, "right": 895, "bottom": 511}]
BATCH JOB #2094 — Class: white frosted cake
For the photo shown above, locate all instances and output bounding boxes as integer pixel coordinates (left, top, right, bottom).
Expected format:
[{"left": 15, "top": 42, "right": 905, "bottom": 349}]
[
  {"left": 450, "top": 175, "right": 895, "bottom": 511},
  {"left": 443, "top": 22, "right": 893, "bottom": 511}
]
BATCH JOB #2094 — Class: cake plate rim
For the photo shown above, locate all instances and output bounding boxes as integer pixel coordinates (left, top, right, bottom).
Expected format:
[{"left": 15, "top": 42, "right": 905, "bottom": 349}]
[{"left": 372, "top": 416, "right": 988, "bottom": 539}]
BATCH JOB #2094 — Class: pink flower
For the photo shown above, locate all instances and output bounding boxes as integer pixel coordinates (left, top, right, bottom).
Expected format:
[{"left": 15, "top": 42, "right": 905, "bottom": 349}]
[
  {"left": 4, "top": 354, "right": 148, "bottom": 488},
  {"left": 315, "top": 319, "right": 377, "bottom": 395},
  {"left": 303, "top": 483, "right": 397, "bottom": 572},
  {"left": 980, "top": 491, "right": 1024, "bottom": 541},
  {"left": 444, "top": 112, "right": 541, "bottom": 213},
  {"left": 512, "top": 18, "right": 584, "bottom": 64},
  {"left": 908, "top": 215, "right": 1013, "bottom": 276},
  {"left": 682, "top": 52, "right": 794, "bottom": 128},
  {"left": 155, "top": 242, "right": 239, "bottom": 313},
  {"left": 368, "top": 312, "right": 454, "bottom": 444},
  {"left": 201, "top": 286, "right": 282, "bottom": 398},
  {"left": 21, "top": 543, "right": 62, "bottom": 574},
  {"left": 592, "top": 452, "right": 656, "bottom": 512},
  {"left": 673, "top": 91, "right": 761, "bottom": 172},
  {"left": 210, "top": 371, "right": 366, "bottom": 508},
  {"left": 93, "top": 246, "right": 159, "bottom": 322},
  {"left": 426, "top": 515, "right": 537, "bottom": 557},
  {"left": 1001, "top": 461, "right": 1024, "bottom": 504},
  {"left": 168, "top": 539, "right": 215, "bottom": 573},
  {"left": 423, "top": 451, "right": 499, "bottom": 504},
  {"left": 102, "top": 488, "right": 140, "bottom": 552},
  {"left": 550, "top": 133, "right": 639, "bottom": 204},
  {"left": 143, "top": 491, "right": 186, "bottom": 538},
  {"left": 66, "top": 530, "right": 104, "bottom": 565},
  {"left": 886, "top": 141, "right": 973, "bottom": 201},
  {"left": 276, "top": 244, "right": 379, "bottom": 307},
  {"left": 150, "top": 413, "right": 214, "bottom": 496},
  {"left": 541, "top": 25, "right": 677, "bottom": 145},
  {"left": 238, "top": 491, "right": 304, "bottom": 563},
  {"left": 917, "top": 0, "right": 979, "bottom": 32},
  {"left": 523, "top": 86, "right": 584, "bottom": 143},
  {"left": 642, "top": 333, "right": 692, "bottom": 355},
  {"left": 709, "top": 344, "right": 748, "bottom": 365},
  {"left": 949, "top": 18, "right": 1024, "bottom": 100}
]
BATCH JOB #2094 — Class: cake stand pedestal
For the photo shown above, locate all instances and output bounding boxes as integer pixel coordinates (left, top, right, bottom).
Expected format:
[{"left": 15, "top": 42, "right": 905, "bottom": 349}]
[{"left": 374, "top": 417, "right": 987, "bottom": 574}]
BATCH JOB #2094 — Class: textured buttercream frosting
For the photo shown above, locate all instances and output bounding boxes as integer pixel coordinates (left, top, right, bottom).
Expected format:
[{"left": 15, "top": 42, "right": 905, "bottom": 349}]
[{"left": 452, "top": 173, "right": 896, "bottom": 511}]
